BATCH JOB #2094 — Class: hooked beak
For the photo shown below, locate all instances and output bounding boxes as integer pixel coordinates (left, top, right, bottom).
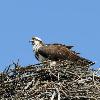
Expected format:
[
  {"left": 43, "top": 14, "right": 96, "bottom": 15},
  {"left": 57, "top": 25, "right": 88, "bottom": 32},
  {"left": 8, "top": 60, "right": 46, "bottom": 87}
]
[
  {"left": 29, "top": 40, "right": 34, "bottom": 45},
  {"left": 29, "top": 40, "right": 33, "bottom": 42}
]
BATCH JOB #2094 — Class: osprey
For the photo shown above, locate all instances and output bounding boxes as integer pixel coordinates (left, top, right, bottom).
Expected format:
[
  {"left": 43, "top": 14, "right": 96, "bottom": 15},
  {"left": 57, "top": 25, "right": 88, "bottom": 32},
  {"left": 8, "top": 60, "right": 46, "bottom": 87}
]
[{"left": 30, "top": 36, "right": 95, "bottom": 66}]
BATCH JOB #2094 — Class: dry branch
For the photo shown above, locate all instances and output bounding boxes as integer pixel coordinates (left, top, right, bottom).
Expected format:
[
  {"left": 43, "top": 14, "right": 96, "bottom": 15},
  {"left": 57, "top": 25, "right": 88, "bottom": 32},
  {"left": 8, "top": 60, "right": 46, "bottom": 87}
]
[{"left": 0, "top": 60, "right": 100, "bottom": 100}]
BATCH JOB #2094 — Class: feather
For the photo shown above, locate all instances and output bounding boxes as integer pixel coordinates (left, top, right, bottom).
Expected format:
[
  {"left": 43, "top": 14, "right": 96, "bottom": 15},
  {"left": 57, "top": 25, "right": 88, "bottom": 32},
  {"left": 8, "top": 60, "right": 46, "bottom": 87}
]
[
  {"left": 31, "top": 37, "right": 95, "bottom": 66},
  {"left": 38, "top": 44, "right": 79, "bottom": 61},
  {"left": 37, "top": 44, "right": 94, "bottom": 66},
  {"left": 46, "top": 44, "right": 74, "bottom": 49}
]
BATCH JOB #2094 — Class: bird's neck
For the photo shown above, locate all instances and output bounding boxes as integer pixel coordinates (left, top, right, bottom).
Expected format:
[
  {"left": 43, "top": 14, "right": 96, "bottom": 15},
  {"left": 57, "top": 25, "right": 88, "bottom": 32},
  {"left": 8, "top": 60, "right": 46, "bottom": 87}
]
[{"left": 33, "top": 43, "right": 43, "bottom": 52}]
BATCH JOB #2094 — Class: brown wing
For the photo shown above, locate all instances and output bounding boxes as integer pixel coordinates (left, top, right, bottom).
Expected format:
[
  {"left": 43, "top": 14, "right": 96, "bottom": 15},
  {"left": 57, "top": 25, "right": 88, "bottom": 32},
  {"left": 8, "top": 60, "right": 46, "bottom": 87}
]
[
  {"left": 38, "top": 44, "right": 95, "bottom": 66},
  {"left": 46, "top": 43, "right": 74, "bottom": 49},
  {"left": 38, "top": 44, "right": 79, "bottom": 61},
  {"left": 46, "top": 44, "right": 80, "bottom": 54}
]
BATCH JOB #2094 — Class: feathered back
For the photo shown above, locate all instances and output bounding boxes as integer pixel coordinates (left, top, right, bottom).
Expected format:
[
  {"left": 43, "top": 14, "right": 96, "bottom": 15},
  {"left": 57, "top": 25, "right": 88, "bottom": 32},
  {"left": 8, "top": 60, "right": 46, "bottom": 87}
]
[{"left": 37, "top": 44, "right": 95, "bottom": 66}]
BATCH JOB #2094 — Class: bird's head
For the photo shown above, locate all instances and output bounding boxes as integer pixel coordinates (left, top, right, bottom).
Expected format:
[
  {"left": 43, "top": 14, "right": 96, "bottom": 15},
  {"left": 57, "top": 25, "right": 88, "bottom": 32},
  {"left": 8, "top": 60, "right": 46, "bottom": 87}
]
[{"left": 29, "top": 36, "right": 44, "bottom": 51}]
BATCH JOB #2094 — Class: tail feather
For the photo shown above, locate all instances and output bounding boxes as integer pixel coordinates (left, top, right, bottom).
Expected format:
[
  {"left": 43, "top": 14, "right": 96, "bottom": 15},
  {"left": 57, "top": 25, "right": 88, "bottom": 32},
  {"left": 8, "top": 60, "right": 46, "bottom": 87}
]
[{"left": 76, "top": 57, "right": 95, "bottom": 66}]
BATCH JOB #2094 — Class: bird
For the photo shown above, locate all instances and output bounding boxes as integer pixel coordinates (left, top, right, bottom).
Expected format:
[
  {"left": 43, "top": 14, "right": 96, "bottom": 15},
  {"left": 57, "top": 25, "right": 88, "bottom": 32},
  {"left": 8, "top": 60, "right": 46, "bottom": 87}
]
[{"left": 29, "top": 36, "right": 95, "bottom": 66}]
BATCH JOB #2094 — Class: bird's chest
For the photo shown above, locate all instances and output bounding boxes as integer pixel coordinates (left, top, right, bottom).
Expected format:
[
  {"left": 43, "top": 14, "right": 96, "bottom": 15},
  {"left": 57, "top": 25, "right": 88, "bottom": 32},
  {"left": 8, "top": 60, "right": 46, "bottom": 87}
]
[{"left": 35, "top": 53, "right": 46, "bottom": 62}]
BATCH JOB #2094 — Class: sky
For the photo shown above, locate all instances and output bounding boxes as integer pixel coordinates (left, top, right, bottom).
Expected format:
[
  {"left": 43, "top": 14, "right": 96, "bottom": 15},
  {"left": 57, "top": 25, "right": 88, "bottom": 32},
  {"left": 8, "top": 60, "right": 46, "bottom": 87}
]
[{"left": 0, "top": 0, "right": 100, "bottom": 71}]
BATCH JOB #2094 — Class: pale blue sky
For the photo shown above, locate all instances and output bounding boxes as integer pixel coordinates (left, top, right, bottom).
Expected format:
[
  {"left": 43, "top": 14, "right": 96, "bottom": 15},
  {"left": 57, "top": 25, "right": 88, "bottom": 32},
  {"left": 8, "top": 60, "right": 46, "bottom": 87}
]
[{"left": 0, "top": 0, "right": 100, "bottom": 71}]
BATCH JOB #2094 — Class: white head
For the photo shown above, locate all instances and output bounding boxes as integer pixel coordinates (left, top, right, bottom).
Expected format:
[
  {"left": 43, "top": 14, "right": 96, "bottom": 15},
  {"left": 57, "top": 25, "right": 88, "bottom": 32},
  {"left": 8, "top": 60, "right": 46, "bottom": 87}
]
[{"left": 29, "top": 36, "right": 44, "bottom": 51}]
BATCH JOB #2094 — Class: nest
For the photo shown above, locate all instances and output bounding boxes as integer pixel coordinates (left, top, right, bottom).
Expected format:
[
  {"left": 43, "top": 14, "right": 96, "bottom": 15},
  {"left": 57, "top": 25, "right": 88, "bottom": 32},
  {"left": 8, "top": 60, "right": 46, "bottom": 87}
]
[{"left": 0, "top": 60, "right": 100, "bottom": 100}]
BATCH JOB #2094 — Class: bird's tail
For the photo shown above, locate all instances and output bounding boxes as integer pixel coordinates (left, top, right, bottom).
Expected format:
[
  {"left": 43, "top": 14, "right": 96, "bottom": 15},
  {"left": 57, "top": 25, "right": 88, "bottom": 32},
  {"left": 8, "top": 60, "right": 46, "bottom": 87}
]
[{"left": 76, "top": 57, "right": 95, "bottom": 67}]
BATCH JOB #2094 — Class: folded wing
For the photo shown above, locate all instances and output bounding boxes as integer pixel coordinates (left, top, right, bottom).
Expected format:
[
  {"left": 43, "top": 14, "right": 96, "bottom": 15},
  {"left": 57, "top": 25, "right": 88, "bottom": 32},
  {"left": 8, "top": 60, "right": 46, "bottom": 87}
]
[{"left": 38, "top": 44, "right": 95, "bottom": 66}]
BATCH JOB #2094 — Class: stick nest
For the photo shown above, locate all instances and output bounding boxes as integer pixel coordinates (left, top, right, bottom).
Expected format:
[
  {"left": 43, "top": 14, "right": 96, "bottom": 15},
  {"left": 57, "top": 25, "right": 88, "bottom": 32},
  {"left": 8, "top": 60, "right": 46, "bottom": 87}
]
[{"left": 0, "top": 60, "right": 100, "bottom": 100}]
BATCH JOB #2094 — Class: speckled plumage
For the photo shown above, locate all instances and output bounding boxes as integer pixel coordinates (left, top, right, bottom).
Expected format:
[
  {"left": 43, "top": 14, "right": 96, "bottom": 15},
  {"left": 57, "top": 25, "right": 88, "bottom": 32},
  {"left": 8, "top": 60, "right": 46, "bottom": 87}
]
[{"left": 30, "top": 37, "right": 95, "bottom": 66}]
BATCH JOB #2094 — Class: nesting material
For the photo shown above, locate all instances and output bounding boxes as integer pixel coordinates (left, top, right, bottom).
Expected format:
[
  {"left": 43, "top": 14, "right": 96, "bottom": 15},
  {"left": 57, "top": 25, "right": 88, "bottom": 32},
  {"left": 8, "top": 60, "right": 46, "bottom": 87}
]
[{"left": 0, "top": 60, "right": 100, "bottom": 100}]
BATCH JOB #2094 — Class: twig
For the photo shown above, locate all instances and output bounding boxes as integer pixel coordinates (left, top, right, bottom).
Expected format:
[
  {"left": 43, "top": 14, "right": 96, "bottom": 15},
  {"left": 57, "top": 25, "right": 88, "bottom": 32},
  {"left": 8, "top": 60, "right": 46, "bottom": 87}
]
[
  {"left": 55, "top": 88, "right": 60, "bottom": 100},
  {"left": 51, "top": 91, "right": 56, "bottom": 100}
]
